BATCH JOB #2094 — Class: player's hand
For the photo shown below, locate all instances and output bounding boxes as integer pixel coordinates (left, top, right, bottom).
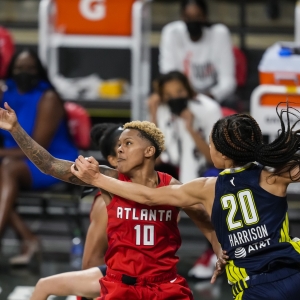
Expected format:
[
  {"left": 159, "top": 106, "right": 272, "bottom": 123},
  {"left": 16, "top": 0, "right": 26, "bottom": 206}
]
[
  {"left": 0, "top": 102, "right": 18, "bottom": 132},
  {"left": 29, "top": 281, "right": 48, "bottom": 300},
  {"left": 71, "top": 155, "right": 100, "bottom": 186},
  {"left": 210, "top": 250, "right": 228, "bottom": 284}
]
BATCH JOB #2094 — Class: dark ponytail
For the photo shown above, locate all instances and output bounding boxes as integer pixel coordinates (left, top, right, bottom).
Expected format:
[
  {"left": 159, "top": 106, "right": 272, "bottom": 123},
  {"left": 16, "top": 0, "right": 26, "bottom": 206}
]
[
  {"left": 90, "top": 123, "right": 122, "bottom": 161},
  {"left": 211, "top": 103, "right": 300, "bottom": 180}
]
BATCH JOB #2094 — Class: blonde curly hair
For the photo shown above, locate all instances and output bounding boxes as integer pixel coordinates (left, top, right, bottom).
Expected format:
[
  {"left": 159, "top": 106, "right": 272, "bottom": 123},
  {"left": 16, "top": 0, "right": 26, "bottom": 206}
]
[{"left": 123, "top": 121, "right": 165, "bottom": 157}]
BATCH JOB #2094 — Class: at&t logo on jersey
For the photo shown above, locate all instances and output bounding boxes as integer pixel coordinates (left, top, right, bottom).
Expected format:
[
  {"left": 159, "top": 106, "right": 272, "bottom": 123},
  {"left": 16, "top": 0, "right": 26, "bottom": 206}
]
[
  {"left": 233, "top": 235, "right": 272, "bottom": 259},
  {"left": 235, "top": 247, "right": 247, "bottom": 258}
]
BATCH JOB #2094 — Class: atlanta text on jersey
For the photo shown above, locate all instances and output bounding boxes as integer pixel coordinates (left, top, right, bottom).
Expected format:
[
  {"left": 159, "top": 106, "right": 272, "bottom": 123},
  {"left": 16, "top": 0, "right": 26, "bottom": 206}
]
[{"left": 117, "top": 207, "right": 173, "bottom": 221}]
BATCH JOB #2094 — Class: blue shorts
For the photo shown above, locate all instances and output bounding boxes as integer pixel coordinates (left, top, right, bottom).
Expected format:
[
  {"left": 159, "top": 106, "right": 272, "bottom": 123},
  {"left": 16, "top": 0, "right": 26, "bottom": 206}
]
[
  {"left": 239, "top": 271, "right": 300, "bottom": 300},
  {"left": 98, "top": 264, "right": 107, "bottom": 276}
]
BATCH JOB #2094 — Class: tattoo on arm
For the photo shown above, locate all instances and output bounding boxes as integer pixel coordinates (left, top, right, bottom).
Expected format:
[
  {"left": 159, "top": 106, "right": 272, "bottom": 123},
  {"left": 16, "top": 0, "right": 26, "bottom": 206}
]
[
  {"left": 11, "top": 125, "right": 118, "bottom": 185},
  {"left": 12, "top": 126, "right": 53, "bottom": 173},
  {"left": 99, "top": 166, "right": 118, "bottom": 178},
  {"left": 12, "top": 125, "right": 88, "bottom": 185}
]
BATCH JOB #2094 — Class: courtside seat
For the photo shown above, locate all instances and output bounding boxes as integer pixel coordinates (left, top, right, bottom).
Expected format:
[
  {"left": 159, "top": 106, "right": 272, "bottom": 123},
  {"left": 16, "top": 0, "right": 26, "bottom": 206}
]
[{"left": 17, "top": 183, "right": 83, "bottom": 235}]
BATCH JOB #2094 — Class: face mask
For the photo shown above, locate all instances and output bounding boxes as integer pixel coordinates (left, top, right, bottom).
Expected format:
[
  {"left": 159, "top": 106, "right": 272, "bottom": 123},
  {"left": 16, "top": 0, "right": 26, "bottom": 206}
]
[
  {"left": 13, "top": 72, "right": 39, "bottom": 92},
  {"left": 185, "top": 21, "right": 206, "bottom": 39},
  {"left": 167, "top": 97, "right": 189, "bottom": 116}
]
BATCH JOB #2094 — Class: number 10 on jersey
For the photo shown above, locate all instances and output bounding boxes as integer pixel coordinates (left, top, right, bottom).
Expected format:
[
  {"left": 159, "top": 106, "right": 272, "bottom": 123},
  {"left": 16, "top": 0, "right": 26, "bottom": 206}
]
[{"left": 134, "top": 225, "right": 155, "bottom": 246}]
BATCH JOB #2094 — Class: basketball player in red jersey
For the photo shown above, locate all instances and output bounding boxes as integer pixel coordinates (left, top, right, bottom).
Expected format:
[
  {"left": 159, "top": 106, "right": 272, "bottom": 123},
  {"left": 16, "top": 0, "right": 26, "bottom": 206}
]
[{"left": 0, "top": 103, "right": 226, "bottom": 300}]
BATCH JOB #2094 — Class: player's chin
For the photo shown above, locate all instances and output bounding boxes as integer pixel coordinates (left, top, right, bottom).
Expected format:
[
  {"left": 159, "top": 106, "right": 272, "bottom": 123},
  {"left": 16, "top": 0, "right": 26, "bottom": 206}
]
[{"left": 116, "top": 164, "right": 127, "bottom": 174}]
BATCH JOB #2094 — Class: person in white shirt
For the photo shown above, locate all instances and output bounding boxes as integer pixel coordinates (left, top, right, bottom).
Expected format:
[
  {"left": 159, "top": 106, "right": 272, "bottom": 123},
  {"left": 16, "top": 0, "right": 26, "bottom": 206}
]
[
  {"left": 151, "top": 70, "right": 224, "bottom": 281},
  {"left": 159, "top": 0, "right": 236, "bottom": 104},
  {"left": 152, "top": 71, "right": 222, "bottom": 183}
]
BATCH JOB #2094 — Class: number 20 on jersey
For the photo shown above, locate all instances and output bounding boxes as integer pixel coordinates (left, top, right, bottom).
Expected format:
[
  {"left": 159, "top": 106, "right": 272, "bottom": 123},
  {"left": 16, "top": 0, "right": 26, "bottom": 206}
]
[{"left": 221, "top": 189, "right": 259, "bottom": 231}]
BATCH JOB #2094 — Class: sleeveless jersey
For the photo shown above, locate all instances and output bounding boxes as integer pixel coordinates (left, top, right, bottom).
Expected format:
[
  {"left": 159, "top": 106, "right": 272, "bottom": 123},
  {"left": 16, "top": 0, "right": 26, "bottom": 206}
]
[
  {"left": 105, "top": 172, "right": 181, "bottom": 277},
  {"left": 211, "top": 162, "right": 300, "bottom": 285}
]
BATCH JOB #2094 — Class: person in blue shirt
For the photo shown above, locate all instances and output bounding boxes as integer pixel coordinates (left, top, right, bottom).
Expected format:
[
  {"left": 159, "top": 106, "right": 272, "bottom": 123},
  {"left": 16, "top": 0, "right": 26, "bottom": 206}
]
[
  {"left": 70, "top": 104, "right": 300, "bottom": 300},
  {"left": 0, "top": 49, "right": 78, "bottom": 266}
]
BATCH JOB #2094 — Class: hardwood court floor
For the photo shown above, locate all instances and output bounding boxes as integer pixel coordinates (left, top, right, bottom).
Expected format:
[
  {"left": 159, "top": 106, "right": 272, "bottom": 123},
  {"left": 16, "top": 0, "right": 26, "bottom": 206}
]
[{"left": 0, "top": 212, "right": 299, "bottom": 300}]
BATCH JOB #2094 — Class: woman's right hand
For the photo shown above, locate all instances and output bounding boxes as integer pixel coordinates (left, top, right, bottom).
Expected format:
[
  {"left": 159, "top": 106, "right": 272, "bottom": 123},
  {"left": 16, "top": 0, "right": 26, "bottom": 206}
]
[
  {"left": 0, "top": 102, "right": 18, "bottom": 132},
  {"left": 147, "top": 93, "right": 161, "bottom": 125}
]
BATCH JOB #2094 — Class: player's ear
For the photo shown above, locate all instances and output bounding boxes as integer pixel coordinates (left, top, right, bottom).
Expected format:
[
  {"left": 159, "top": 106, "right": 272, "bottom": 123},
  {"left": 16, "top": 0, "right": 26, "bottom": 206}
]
[
  {"left": 145, "top": 146, "right": 156, "bottom": 158},
  {"left": 222, "top": 154, "right": 230, "bottom": 161}
]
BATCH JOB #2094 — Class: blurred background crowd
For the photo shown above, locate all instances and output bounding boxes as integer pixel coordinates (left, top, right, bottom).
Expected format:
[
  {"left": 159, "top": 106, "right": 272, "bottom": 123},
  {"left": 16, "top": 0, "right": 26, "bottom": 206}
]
[{"left": 0, "top": 1, "right": 300, "bottom": 299}]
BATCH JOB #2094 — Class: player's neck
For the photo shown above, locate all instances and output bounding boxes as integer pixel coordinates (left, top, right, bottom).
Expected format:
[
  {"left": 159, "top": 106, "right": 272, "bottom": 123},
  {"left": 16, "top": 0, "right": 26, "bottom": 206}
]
[
  {"left": 224, "top": 159, "right": 236, "bottom": 169},
  {"left": 127, "top": 165, "right": 158, "bottom": 188}
]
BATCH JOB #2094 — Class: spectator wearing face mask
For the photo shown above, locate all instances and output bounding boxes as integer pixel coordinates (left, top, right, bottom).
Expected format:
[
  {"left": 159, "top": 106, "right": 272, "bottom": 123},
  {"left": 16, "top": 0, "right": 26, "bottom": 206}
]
[
  {"left": 159, "top": 0, "right": 236, "bottom": 105},
  {"left": 152, "top": 71, "right": 223, "bottom": 282},
  {"left": 0, "top": 49, "right": 78, "bottom": 266},
  {"left": 153, "top": 71, "right": 222, "bottom": 184}
]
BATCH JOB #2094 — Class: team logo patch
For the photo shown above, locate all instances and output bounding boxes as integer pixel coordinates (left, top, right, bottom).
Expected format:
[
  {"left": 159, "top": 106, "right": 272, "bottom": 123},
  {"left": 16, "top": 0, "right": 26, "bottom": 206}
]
[{"left": 235, "top": 247, "right": 247, "bottom": 258}]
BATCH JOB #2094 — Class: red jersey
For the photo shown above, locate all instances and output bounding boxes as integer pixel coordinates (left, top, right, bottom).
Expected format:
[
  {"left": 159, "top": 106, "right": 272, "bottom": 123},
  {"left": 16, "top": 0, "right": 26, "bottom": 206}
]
[{"left": 105, "top": 172, "right": 181, "bottom": 277}]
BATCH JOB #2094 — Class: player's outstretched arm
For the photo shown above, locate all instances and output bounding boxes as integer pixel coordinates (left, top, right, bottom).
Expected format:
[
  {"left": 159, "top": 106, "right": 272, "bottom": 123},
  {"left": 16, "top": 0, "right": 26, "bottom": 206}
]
[
  {"left": 0, "top": 103, "right": 117, "bottom": 185},
  {"left": 30, "top": 267, "right": 102, "bottom": 300},
  {"left": 71, "top": 155, "right": 212, "bottom": 207}
]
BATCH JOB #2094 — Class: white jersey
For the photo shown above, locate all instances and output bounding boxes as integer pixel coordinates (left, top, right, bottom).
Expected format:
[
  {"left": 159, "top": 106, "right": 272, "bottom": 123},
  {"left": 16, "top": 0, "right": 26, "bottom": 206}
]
[
  {"left": 159, "top": 21, "right": 236, "bottom": 102},
  {"left": 157, "top": 94, "right": 222, "bottom": 183}
]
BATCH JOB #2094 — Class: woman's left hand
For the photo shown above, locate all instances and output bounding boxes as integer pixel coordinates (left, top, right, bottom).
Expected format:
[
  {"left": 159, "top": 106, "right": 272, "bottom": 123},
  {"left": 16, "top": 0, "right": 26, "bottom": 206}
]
[
  {"left": 211, "top": 250, "right": 228, "bottom": 284},
  {"left": 71, "top": 155, "right": 100, "bottom": 186},
  {"left": 180, "top": 108, "right": 194, "bottom": 131}
]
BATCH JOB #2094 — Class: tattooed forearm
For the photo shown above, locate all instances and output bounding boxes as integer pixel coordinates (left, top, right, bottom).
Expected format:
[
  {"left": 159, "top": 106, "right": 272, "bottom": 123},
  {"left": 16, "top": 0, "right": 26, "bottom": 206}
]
[
  {"left": 99, "top": 166, "right": 118, "bottom": 179},
  {"left": 12, "top": 125, "right": 53, "bottom": 173},
  {"left": 10, "top": 124, "right": 118, "bottom": 186},
  {"left": 10, "top": 124, "right": 80, "bottom": 184},
  {"left": 68, "top": 174, "right": 90, "bottom": 186}
]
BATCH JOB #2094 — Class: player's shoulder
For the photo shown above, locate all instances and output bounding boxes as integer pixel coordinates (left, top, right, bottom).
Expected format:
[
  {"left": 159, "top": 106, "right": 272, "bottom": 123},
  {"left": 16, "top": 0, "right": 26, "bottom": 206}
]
[
  {"left": 170, "top": 177, "right": 181, "bottom": 186},
  {"left": 186, "top": 176, "right": 217, "bottom": 189}
]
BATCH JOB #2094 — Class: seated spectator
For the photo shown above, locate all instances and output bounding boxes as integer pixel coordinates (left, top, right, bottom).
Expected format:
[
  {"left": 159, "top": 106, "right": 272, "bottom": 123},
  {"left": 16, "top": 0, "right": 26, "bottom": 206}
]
[
  {"left": 151, "top": 71, "right": 222, "bottom": 280},
  {"left": 0, "top": 49, "right": 78, "bottom": 266},
  {"left": 152, "top": 71, "right": 222, "bottom": 183},
  {"left": 159, "top": 0, "right": 236, "bottom": 105}
]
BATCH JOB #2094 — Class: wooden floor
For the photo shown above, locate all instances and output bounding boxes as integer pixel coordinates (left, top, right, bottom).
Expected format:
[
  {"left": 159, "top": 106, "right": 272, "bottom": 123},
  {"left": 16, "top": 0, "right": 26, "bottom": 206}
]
[
  {"left": 0, "top": 208, "right": 233, "bottom": 300},
  {"left": 1, "top": 207, "right": 300, "bottom": 300}
]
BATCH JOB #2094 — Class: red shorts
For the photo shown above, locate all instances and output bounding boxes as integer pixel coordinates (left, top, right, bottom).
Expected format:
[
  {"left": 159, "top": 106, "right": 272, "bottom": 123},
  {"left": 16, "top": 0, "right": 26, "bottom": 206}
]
[{"left": 99, "top": 271, "right": 194, "bottom": 300}]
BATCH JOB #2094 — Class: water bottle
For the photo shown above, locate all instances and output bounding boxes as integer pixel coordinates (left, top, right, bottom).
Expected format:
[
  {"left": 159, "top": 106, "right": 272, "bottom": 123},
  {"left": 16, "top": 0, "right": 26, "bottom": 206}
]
[{"left": 70, "top": 229, "right": 84, "bottom": 269}]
